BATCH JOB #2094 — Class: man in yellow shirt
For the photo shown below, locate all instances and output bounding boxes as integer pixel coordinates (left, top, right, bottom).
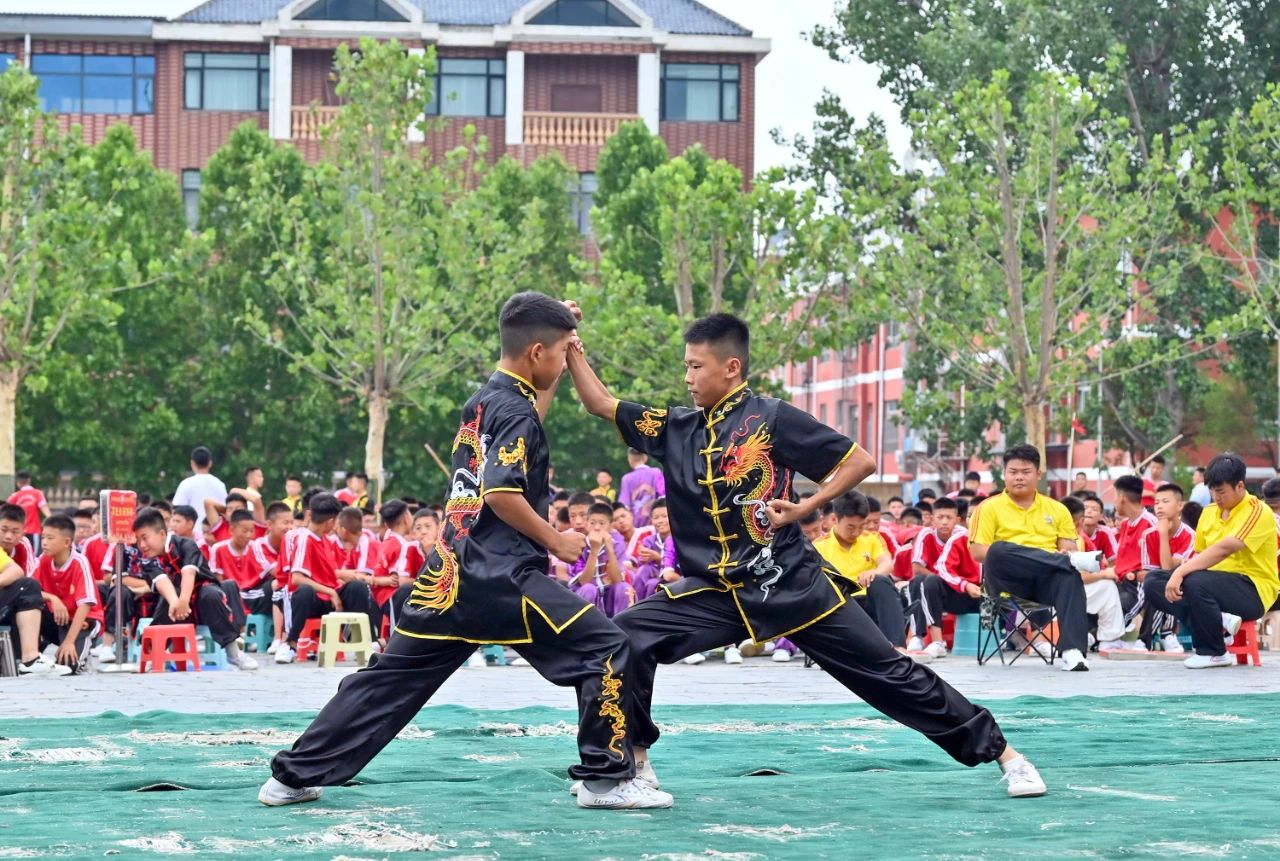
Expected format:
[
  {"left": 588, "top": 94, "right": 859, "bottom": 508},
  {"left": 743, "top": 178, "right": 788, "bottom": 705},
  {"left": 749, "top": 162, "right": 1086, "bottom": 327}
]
[
  {"left": 0, "top": 545, "right": 70, "bottom": 675},
  {"left": 813, "top": 492, "right": 909, "bottom": 651},
  {"left": 969, "top": 444, "right": 1092, "bottom": 671},
  {"left": 1143, "top": 454, "right": 1279, "bottom": 668}
]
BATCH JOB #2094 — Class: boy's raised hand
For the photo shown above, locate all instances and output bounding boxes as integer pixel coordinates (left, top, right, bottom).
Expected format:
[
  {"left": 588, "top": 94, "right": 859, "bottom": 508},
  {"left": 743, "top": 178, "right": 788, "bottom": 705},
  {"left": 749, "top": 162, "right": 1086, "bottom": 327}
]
[
  {"left": 562, "top": 300, "right": 583, "bottom": 323},
  {"left": 553, "top": 530, "right": 588, "bottom": 564}
]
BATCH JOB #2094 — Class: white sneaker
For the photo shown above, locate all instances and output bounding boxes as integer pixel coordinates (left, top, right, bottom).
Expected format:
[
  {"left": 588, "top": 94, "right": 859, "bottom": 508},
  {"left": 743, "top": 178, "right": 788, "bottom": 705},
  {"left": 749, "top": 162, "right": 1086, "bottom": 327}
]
[
  {"left": 923, "top": 640, "right": 948, "bottom": 659},
  {"left": 772, "top": 648, "right": 793, "bottom": 663},
  {"left": 683, "top": 652, "right": 706, "bottom": 665},
  {"left": 1097, "top": 639, "right": 1128, "bottom": 652},
  {"left": 18, "top": 654, "right": 73, "bottom": 676},
  {"left": 274, "top": 645, "right": 296, "bottom": 664},
  {"left": 92, "top": 643, "right": 117, "bottom": 663},
  {"left": 999, "top": 756, "right": 1047, "bottom": 798},
  {"left": 1184, "top": 653, "right": 1233, "bottom": 669},
  {"left": 1161, "top": 633, "right": 1186, "bottom": 654},
  {"left": 510, "top": 656, "right": 531, "bottom": 667},
  {"left": 906, "top": 637, "right": 926, "bottom": 652},
  {"left": 761, "top": 641, "right": 777, "bottom": 656},
  {"left": 267, "top": 639, "right": 282, "bottom": 655},
  {"left": 1222, "top": 613, "right": 1243, "bottom": 640},
  {"left": 1123, "top": 638, "right": 1148, "bottom": 652},
  {"left": 258, "top": 777, "right": 322, "bottom": 806},
  {"left": 229, "top": 653, "right": 259, "bottom": 671},
  {"left": 1059, "top": 648, "right": 1089, "bottom": 671},
  {"left": 1028, "top": 637, "right": 1056, "bottom": 661},
  {"left": 466, "top": 651, "right": 487, "bottom": 669},
  {"left": 569, "top": 760, "right": 660, "bottom": 796},
  {"left": 1068, "top": 551, "right": 1101, "bottom": 573},
  {"left": 577, "top": 778, "right": 674, "bottom": 809},
  {"left": 723, "top": 646, "right": 743, "bottom": 665}
]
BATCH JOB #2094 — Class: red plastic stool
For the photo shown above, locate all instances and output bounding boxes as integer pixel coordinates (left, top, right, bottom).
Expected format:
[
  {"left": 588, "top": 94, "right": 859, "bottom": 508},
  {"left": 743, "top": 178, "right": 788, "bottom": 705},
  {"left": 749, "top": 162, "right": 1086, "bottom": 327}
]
[
  {"left": 381, "top": 614, "right": 390, "bottom": 640},
  {"left": 295, "top": 618, "right": 324, "bottom": 661},
  {"left": 1227, "top": 620, "right": 1262, "bottom": 666},
  {"left": 138, "top": 623, "right": 201, "bottom": 673}
]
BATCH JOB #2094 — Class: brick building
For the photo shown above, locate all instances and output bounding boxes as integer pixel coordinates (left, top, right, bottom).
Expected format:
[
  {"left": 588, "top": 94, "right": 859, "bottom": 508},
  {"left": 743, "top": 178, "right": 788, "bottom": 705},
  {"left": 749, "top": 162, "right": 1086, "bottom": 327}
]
[{"left": 0, "top": 0, "right": 766, "bottom": 228}]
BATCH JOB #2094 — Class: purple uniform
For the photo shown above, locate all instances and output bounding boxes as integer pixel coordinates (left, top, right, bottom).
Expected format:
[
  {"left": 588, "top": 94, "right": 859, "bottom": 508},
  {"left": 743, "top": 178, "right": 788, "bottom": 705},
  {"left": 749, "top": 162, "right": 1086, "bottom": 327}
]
[
  {"left": 619, "top": 465, "right": 665, "bottom": 527},
  {"left": 569, "top": 530, "right": 633, "bottom": 617}
]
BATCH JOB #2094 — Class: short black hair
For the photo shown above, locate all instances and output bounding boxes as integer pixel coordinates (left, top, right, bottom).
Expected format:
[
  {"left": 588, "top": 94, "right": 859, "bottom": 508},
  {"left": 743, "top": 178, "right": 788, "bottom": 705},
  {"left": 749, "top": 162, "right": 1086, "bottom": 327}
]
[
  {"left": 338, "top": 506, "right": 363, "bottom": 531},
  {"left": 71, "top": 508, "right": 93, "bottom": 522},
  {"left": 245, "top": 464, "right": 262, "bottom": 477},
  {"left": 286, "top": 474, "right": 302, "bottom": 484},
  {"left": 225, "top": 492, "right": 247, "bottom": 506},
  {"left": 552, "top": 490, "right": 572, "bottom": 503},
  {"left": 499, "top": 291, "right": 577, "bottom": 357},
  {"left": 933, "top": 497, "right": 959, "bottom": 513},
  {"left": 964, "top": 471, "right": 981, "bottom": 482},
  {"left": 229, "top": 509, "right": 256, "bottom": 526},
  {"left": 380, "top": 499, "right": 410, "bottom": 525},
  {"left": 42, "top": 514, "right": 75, "bottom": 538},
  {"left": 957, "top": 488, "right": 976, "bottom": 499},
  {"left": 821, "top": 501, "right": 835, "bottom": 517},
  {"left": 1156, "top": 482, "right": 1185, "bottom": 501},
  {"left": 556, "top": 506, "right": 571, "bottom": 526},
  {"left": 1059, "top": 496, "right": 1085, "bottom": 519},
  {"left": 1114, "top": 475, "right": 1144, "bottom": 503},
  {"left": 833, "top": 491, "right": 870, "bottom": 520},
  {"left": 918, "top": 488, "right": 937, "bottom": 501},
  {"left": 955, "top": 498, "right": 970, "bottom": 520},
  {"left": 916, "top": 500, "right": 933, "bottom": 514},
  {"left": 132, "top": 507, "right": 166, "bottom": 533},
  {"left": 597, "top": 468, "right": 612, "bottom": 477},
  {"left": 683, "top": 313, "right": 751, "bottom": 377},
  {"left": 1003, "top": 444, "right": 1040, "bottom": 469},
  {"left": 900, "top": 507, "right": 923, "bottom": 525},
  {"left": 172, "top": 505, "right": 198, "bottom": 523},
  {"left": 309, "top": 492, "right": 343, "bottom": 523},
  {"left": 887, "top": 496, "right": 903, "bottom": 505},
  {"left": 15, "top": 471, "right": 31, "bottom": 484},
  {"left": 1205, "top": 453, "right": 1246, "bottom": 489},
  {"left": 1262, "top": 477, "right": 1280, "bottom": 502},
  {"left": 1075, "top": 471, "right": 1087, "bottom": 479},
  {"left": 413, "top": 508, "right": 439, "bottom": 524},
  {"left": 588, "top": 502, "right": 614, "bottom": 519},
  {"left": 800, "top": 509, "right": 821, "bottom": 526},
  {"left": 1182, "top": 501, "right": 1204, "bottom": 529},
  {"left": 191, "top": 446, "right": 213, "bottom": 468},
  {"left": 568, "top": 492, "right": 596, "bottom": 509},
  {"left": 265, "top": 501, "right": 292, "bottom": 519},
  {"left": 651, "top": 497, "right": 667, "bottom": 512},
  {"left": 0, "top": 504, "right": 24, "bottom": 525},
  {"left": 1150, "top": 454, "right": 1166, "bottom": 466},
  {"left": 612, "top": 501, "right": 629, "bottom": 512},
  {"left": 152, "top": 499, "right": 173, "bottom": 516},
  {"left": 865, "top": 496, "right": 882, "bottom": 513}
]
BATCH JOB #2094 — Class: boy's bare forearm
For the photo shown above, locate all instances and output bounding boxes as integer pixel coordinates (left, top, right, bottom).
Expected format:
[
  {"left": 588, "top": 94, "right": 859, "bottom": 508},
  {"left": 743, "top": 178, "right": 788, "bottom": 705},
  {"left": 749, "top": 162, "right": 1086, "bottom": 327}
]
[{"left": 566, "top": 344, "right": 616, "bottom": 419}]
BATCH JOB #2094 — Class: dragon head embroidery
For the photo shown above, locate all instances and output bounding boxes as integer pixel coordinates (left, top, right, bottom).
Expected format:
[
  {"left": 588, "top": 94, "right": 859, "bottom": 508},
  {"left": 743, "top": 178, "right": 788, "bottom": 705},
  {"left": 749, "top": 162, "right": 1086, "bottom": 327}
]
[{"left": 721, "top": 417, "right": 779, "bottom": 545}]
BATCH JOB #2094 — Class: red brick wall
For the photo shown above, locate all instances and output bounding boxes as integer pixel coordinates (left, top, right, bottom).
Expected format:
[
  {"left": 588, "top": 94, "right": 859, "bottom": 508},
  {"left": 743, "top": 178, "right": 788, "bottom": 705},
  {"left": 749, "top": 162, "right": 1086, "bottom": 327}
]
[
  {"left": 524, "top": 54, "right": 636, "bottom": 114},
  {"left": 658, "top": 51, "right": 758, "bottom": 182},
  {"left": 509, "top": 41, "right": 655, "bottom": 55}
]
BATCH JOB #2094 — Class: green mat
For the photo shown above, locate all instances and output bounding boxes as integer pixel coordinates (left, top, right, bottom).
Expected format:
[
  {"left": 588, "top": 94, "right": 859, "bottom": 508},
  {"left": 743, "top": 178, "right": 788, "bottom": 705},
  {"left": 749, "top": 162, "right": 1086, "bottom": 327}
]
[{"left": 3, "top": 695, "right": 1280, "bottom": 859}]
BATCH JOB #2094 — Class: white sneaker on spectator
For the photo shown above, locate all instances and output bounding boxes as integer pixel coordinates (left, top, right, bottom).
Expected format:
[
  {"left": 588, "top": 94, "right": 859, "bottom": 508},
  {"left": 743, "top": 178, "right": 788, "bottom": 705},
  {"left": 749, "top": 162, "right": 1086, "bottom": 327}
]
[
  {"left": 1161, "top": 633, "right": 1185, "bottom": 654},
  {"left": 1222, "top": 613, "right": 1243, "bottom": 640},
  {"left": 18, "top": 654, "right": 72, "bottom": 676},
  {"left": 906, "top": 636, "right": 926, "bottom": 652},
  {"left": 1184, "top": 653, "right": 1233, "bottom": 669},
  {"left": 92, "top": 643, "right": 117, "bottom": 663},
  {"left": 576, "top": 778, "right": 673, "bottom": 809},
  {"left": 267, "top": 639, "right": 282, "bottom": 655},
  {"left": 683, "top": 652, "right": 706, "bottom": 665},
  {"left": 1122, "top": 639, "right": 1148, "bottom": 652},
  {"left": 999, "top": 756, "right": 1047, "bottom": 798},
  {"left": 1028, "top": 638, "right": 1055, "bottom": 661},
  {"left": 510, "top": 656, "right": 531, "bottom": 667},
  {"left": 1068, "top": 551, "right": 1101, "bottom": 573},
  {"left": 465, "top": 651, "right": 487, "bottom": 669},
  {"left": 761, "top": 641, "right": 777, "bottom": 656},
  {"left": 274, "top": 645, "right": 296, "bottom": 664},
  {"left": 1097, "top": 639, "right": 1128, "bottom": 652},
  {"left": 258, "top": 777, "right": 322, "bottom": 806},
  {"left": 228, "top": 653, "right": 259, "bottom": 671},
  {"left": 923, "top": 640, "right": 948, "bottom": 659},
  {"left": 1059, "top": 648, "right": 1089, "bottom": 671},
  {"left": 724, "top": 646, "right": 743, "bottom": 664},
  {"left": 772, "top": 648, "right": 793, "bottom": 662}
]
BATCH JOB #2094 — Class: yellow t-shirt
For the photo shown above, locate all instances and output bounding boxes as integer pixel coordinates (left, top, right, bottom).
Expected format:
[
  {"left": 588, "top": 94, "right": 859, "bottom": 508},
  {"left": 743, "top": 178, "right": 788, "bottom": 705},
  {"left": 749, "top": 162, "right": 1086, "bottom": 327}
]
[
  {"left": 0, "top": 547, "right": 12, "bottom": 571},
  {"left": 970, "top": 491, "right": 1078, "bottom": 553},
  {"left": 1194, "top": 494, "right": 1279, "bottom": 609},
  {"left": 813, "top": 531, "right": 887, "bottom": 597},
  {"left": 591, "top": 486, "right": 618, "bottom": 503}
]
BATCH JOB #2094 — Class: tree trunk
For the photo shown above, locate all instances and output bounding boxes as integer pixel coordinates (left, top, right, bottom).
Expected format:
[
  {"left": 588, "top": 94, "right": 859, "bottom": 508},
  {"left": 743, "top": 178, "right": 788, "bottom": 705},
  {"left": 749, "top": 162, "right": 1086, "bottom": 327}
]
[
  {"left": 0, "top": 366, "right": 18, "bottom": 496},
  {"left": 1023, "top": 396, "right": 1048, "bottom": 477},
  {"left": 365, "top": 392, "right": 389, "bottom": 509}
]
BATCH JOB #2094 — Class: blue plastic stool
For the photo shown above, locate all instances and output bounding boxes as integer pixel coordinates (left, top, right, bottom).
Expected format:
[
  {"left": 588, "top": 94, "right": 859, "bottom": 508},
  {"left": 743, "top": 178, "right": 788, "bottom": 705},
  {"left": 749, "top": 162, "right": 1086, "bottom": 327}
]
[
  {"left": 127, "top": 618, "right": 153, "bottom": 664},
  {"left": 951, "top": 612, "right": 980, "bottom": 657},
  {"left": 482, "top": 644, "right": 507, "bottom": 666},
  {"left": 194, "top": 625, "right": 226, "bottom": 670},
  {"left": 245, "top": 614, "right": 274, "bottom": 654}
]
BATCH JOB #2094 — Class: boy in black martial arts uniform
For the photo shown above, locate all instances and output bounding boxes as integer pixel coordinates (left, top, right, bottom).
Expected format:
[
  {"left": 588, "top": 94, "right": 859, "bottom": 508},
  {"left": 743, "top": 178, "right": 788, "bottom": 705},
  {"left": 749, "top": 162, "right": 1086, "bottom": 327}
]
[
  {"left": 260, "top": 292, "right": 671, "bottom": 810},
  {"left": 566, "top": 312, "right": 1048, "bottom": 799}
]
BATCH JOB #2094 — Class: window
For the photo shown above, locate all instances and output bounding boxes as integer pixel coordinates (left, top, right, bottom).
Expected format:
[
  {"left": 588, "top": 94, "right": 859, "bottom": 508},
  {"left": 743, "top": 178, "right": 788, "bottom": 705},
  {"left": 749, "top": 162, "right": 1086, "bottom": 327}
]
[
  {"left": 185, "top": 53, "right": 269, "bottom": 111},
  {"left": 0, "top": 54, "right": 15, "bottom": 70},
  {"left": 295, "top": 0, "right": 407, "bottom": 21},
  {"left": 182, "top": 170, "right": 201, "bottom": 229},
  {"left": 883, "top": 400, "right": 901, "bottom": 453},
  {"left": 425, "top": 58, "right": 504, "bottom": 117},
  {"left": 32, "top": 54, "right": 154, "bottom": 114},
  {"left": 846, "top": 403, "right": 859, "bottom": 440},
  {"left": 529, "top": 0, "right": 638, "bottom": 26},
  {"left": 660, "top": 63, "right": 739, "bottom": 122},
  {"left": 570, "top": 172, "right": 597, "bottom": 235},
  {"left": 819, "top": 404, "right": 828, "bottom": 426}
]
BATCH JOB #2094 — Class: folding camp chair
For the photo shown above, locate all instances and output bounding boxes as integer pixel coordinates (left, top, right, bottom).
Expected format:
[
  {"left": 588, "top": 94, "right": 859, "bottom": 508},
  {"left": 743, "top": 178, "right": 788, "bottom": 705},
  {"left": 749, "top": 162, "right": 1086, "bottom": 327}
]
[{"left": 977, "top": 590, "right": 1059, "bottom": 666}]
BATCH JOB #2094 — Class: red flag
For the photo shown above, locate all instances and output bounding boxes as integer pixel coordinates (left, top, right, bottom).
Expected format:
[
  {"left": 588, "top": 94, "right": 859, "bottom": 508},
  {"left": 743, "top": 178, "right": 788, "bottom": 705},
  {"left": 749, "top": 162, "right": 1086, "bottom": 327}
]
[{"left": 1071, "top": 416, "right": 1088, "bottom": 437}]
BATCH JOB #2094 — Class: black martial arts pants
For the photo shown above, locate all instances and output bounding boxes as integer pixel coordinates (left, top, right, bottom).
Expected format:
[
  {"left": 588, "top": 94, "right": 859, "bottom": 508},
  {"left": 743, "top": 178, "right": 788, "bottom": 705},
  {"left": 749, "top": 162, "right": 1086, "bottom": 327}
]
[
  {"left": 908, "top": 575, "right": 981, "bottom": 638},
  {"left": 220, "top": 581, "right": 246, "bottom": 631},
  {"left": 38, "top": 611, "right": 100, "bottom": 671},
  {"left": 375, "top": 583, "right": 415, "bottom": 635},
  {"left": 271, "top": 606, "right": 636, "bottom": 787},
  {"left": 613, "top": 588, "right": 1008, "bottom": 767},
  {"left": 981, "top": 542, "right": 1089, "bottom": 653},
  {"left": 850, "top": 576, "right": 907, "bottom": 647},
  {"left": 152, "top": 582, "right": 239, "bottom": 648},
  {"left": 1142, "top": 569, "right": 1264, "bottom": 656},
  {"left": 287, "top": 582, "right": 376, "bottom": 644}
]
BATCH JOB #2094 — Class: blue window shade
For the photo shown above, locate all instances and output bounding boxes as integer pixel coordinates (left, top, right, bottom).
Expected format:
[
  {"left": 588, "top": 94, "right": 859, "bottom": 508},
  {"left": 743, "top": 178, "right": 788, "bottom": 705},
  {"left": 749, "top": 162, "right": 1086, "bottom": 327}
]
[
  {"left": 660, "top": 63, "right": 740, "bottom": 122},
  {"left": 0, "top": 53, "right": 15, "bottom": 70},
  {"left": 425, "top": 58, "right": 505, "bottom": 118},
  {"left": 530, "top": 0, "right": 638, "bottom": 26},
  {"left": 184, "top": 52, "right": 270, "bottom": 111},
  {"left": 32, "top": 54, "right": 155, "bottom": 115},
  {"left": 296, "top": 0, "right": 407, "bottom": 21}
]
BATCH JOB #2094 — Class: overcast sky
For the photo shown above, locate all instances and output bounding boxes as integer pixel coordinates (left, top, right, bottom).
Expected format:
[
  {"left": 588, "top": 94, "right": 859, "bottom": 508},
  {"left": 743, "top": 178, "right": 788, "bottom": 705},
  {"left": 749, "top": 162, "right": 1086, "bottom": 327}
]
[{"left": 0, "top": 0, "right": 910, "bottom": 170}]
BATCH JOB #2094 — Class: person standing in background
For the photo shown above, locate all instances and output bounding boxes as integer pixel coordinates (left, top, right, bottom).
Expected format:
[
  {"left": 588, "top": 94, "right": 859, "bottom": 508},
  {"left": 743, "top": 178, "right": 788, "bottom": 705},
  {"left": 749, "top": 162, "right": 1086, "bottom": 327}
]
[{"left": 172, "top": 447, "right": 228, "bottom": 529}]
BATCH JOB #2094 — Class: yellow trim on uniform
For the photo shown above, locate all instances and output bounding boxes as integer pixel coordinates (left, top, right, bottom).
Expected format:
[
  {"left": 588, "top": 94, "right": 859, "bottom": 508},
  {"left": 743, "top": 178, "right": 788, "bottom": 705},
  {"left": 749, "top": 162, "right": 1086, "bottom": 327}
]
[
  {"left": 496, "top": 366, "right": 536, "bottom": 389},
  {"left": 610, "top": 398, "right": 630, "bottom": 446},
  {"left": 480, "top": 486, "right": 523, "bottom": 497},
  {"left": 395, "top": 594, "right": 596, "bottom": 646},
  {"left": 706, "top": 381, "right": 749, "bottom": 423},
  {"left": 734, "top": 573, "right": 849, "bottom": 645},
  {"left": 819, "top": 442, "right": 860, "bottom": 484},
  {"left": 660, "top": 581, "right": 733, "bottom": 600}
]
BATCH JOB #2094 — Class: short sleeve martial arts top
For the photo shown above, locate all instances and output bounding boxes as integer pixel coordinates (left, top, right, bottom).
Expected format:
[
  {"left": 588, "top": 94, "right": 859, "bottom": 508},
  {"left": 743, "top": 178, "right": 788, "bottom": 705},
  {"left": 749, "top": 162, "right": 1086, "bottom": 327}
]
[
  {"left": 613, "top": 382, "right": 860, "bottom": 642},
  {"left": 396, "top": 369, "right": 595, "bottom": 644}
]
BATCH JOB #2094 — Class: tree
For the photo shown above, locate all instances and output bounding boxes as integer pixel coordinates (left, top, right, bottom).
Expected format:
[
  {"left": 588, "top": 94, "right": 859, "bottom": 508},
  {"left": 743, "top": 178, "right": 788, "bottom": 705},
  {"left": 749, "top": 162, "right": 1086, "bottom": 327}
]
[
  {"left": 0, "top": 66, "right": 184, "bottom": 493},
  {"left": 581, "top": 124, "right": 861, "bottom": 407},
  {"left": 797, "top": 70, "right": 1218, "bottom": 464}
]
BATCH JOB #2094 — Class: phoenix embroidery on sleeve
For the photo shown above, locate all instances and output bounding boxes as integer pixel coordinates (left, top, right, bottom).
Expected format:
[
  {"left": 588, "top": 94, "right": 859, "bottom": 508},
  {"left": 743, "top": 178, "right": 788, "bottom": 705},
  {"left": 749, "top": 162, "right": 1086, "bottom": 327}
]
[
  {"left": 496, "top": 437, "right": 528, "bottom": 472},
  {"left": 635, "top": 409, "right": 667, "bottom": 438}
]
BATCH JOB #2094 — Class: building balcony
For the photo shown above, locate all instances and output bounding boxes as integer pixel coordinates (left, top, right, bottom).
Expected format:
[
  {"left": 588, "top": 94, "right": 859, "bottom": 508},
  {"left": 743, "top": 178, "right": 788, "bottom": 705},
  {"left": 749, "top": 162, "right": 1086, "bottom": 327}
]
[
  {"left": 523, "top": 111, "right": 638, "bottom": 147},
  {"left": 291, "top": 105, "right": 340, "bottom": 141}
]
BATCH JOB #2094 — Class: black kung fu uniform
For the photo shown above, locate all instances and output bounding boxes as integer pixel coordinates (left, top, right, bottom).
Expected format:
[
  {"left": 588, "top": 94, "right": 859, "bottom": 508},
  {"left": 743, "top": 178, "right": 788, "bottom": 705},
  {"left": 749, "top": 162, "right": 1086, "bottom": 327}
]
[
  {"left": 272, "top": 369, "right": 634, "bottom": 789},
  {"left": 612, "top": 383, "right": 1008, "bottom": 768},
  {"left": 141, "top": 534, "right": 239, "bottom": 648}
]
